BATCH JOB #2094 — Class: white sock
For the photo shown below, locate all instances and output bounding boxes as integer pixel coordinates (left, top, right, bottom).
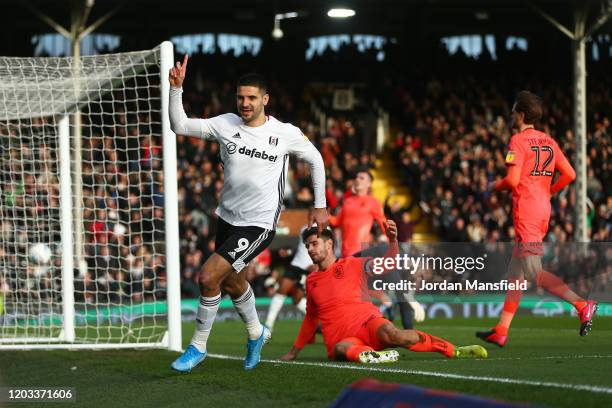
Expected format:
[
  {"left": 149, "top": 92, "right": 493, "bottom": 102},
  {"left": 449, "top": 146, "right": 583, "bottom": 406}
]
[
  {"left": 265, "top": 293, "right": 286, "bottom": 329},
  {"left": 232, "top": 285, "right": 263, "bottom": 340},
  {"left": 190, "top": 294, "right": 221, "bottom": 353},
  {"left": 296, "top": 297, "right": 307, "bottom": 314}
]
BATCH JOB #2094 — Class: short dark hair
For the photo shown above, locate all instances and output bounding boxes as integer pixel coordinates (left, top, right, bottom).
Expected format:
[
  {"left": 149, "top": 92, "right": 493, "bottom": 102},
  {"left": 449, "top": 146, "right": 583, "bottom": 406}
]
[
  {"left": 302, "top": 227, "right": 335, "bottom": 247},
  {"left": 356, "top": 168, "right": 374, "bottom": 182},
  {"left": 514, "top": 90, "right": 543, "bottom": 125},
  {"left": 237, "top": 73, "right": 267, "bottom": 93}
]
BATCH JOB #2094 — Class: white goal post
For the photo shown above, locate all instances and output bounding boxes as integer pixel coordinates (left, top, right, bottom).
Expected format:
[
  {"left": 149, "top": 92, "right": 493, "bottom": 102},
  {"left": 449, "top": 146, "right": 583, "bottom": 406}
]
[{"left": 0, "top": 41, "right": 181, "bottom": 351}]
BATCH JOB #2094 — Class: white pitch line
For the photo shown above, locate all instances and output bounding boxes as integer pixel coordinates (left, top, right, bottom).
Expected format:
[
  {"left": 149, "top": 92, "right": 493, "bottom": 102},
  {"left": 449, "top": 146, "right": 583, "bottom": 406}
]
[
  {"left": 208, "top": 353, "right": 612, "bottom": 395},
  {"left": 422, "top": 354, "right": 612, "bottom": 363}
]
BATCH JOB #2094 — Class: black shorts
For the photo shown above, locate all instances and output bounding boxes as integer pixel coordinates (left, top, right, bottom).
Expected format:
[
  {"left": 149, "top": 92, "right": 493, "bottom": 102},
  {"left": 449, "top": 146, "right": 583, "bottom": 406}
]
[
  {"left": 215, "top": 217, "right": 275, "bottom": 272},
  {"left": 284, "top": 264, "right": 309, "bottom": 289}
]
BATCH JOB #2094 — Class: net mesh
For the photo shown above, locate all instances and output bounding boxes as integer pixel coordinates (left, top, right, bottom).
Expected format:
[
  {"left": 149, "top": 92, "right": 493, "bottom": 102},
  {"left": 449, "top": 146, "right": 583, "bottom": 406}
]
[{"left": 0, "top": 47, "right": 169, "bottom": 346}]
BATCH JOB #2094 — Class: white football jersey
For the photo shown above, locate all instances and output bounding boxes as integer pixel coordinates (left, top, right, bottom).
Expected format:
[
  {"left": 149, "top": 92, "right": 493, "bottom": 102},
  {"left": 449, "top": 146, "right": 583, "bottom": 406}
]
[
  {"left": 290, "top": 226, "right": 313, "bottom": 270},
  {"left": 170, "top": 88, "right": 326, "bottom": 230}
]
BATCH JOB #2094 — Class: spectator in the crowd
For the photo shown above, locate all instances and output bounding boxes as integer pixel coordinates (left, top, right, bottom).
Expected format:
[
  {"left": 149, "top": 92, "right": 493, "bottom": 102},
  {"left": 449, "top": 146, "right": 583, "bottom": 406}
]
[{"left": 384, "top": 191, "right": 428, "bottom": 243}]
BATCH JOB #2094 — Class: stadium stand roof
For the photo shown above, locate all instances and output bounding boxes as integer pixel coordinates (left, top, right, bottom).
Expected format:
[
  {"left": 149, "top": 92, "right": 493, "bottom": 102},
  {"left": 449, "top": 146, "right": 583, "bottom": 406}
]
[{"left": 2, "top": 0, "right": 610, "bottom": 56}]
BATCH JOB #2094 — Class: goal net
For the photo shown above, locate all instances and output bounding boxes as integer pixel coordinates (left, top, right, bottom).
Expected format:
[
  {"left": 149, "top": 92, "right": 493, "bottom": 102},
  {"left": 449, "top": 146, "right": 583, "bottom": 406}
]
[{"left": 0, "top": 42, "right": 181, "bottom": 350}]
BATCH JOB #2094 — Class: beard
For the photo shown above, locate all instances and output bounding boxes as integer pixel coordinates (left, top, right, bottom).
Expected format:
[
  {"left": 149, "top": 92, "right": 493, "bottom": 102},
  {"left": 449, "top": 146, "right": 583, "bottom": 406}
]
[
  {"left": 240, "top": 111, "right": 253, "bottom": 121},
  {"left": 240, "top": 105, "right": 263, "bottom": 123},
  {"left": 309, "top": 250, "right": 327, "bottom": 264}
]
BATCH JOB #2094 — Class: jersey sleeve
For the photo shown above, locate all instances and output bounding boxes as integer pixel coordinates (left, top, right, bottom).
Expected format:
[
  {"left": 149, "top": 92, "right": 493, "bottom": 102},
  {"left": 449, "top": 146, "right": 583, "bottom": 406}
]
[
  {"left": 169, "top": 87, "right": 229, "bottom": 140},
  {"left": 553, "top": 141, "right": 571, "bottom": 172},
  {"left": 362, "top": 257, "right": 375, "bottom": 276},
  {"left": 550, "top": 140, "right": 576, "bottom": 194},
  {"left": 286, "top": 126, "right": 326, "bottom": 209},
  {"left": 505, "top": 135, "right": 525, "bottom": 168},
  {"left": 293, "top": 282, "right": 319, "bottom": 349}
]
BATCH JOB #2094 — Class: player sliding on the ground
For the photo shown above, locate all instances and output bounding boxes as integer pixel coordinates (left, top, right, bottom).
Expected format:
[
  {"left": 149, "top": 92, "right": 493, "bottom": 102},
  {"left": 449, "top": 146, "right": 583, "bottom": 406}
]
[
  {"left": 476, "top": 91, "right": 598, "bottom": 347},
  {"left": 281, "top": 220, "right": 487, "bottom": 363},
  {"left": 168, "top": 55, "right": 329, "bottom": 371}
]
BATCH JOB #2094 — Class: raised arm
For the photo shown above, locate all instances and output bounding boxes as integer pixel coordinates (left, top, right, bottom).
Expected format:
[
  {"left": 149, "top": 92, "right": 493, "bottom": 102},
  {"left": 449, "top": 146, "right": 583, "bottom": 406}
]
[
  {"left": 364, "top": 219, "right": 399, "bottom": 277},
  {"left": 168, "top": 55, "right": 215, "bottom": 139},
  {"left": 412, "top": 202, "right": 429, "bottom": 225},
  {"left": 381, "top": 219, "right": 399, "bottom": 266},
  {"left": 289, "top": 130, "right": 329, "bottom": 233}
]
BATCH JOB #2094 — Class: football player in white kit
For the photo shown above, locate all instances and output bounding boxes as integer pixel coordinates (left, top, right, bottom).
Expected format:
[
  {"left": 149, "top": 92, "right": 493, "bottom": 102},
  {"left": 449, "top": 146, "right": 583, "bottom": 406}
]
[{"left": 168, "top": 55, "right": 329, "bottom": 372}]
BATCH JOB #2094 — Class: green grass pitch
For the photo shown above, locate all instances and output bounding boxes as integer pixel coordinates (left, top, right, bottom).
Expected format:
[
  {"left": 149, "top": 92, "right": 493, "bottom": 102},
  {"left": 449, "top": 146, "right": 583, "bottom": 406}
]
[{"left": 1, "top": 316, "right": 611, "bottom": 407}]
